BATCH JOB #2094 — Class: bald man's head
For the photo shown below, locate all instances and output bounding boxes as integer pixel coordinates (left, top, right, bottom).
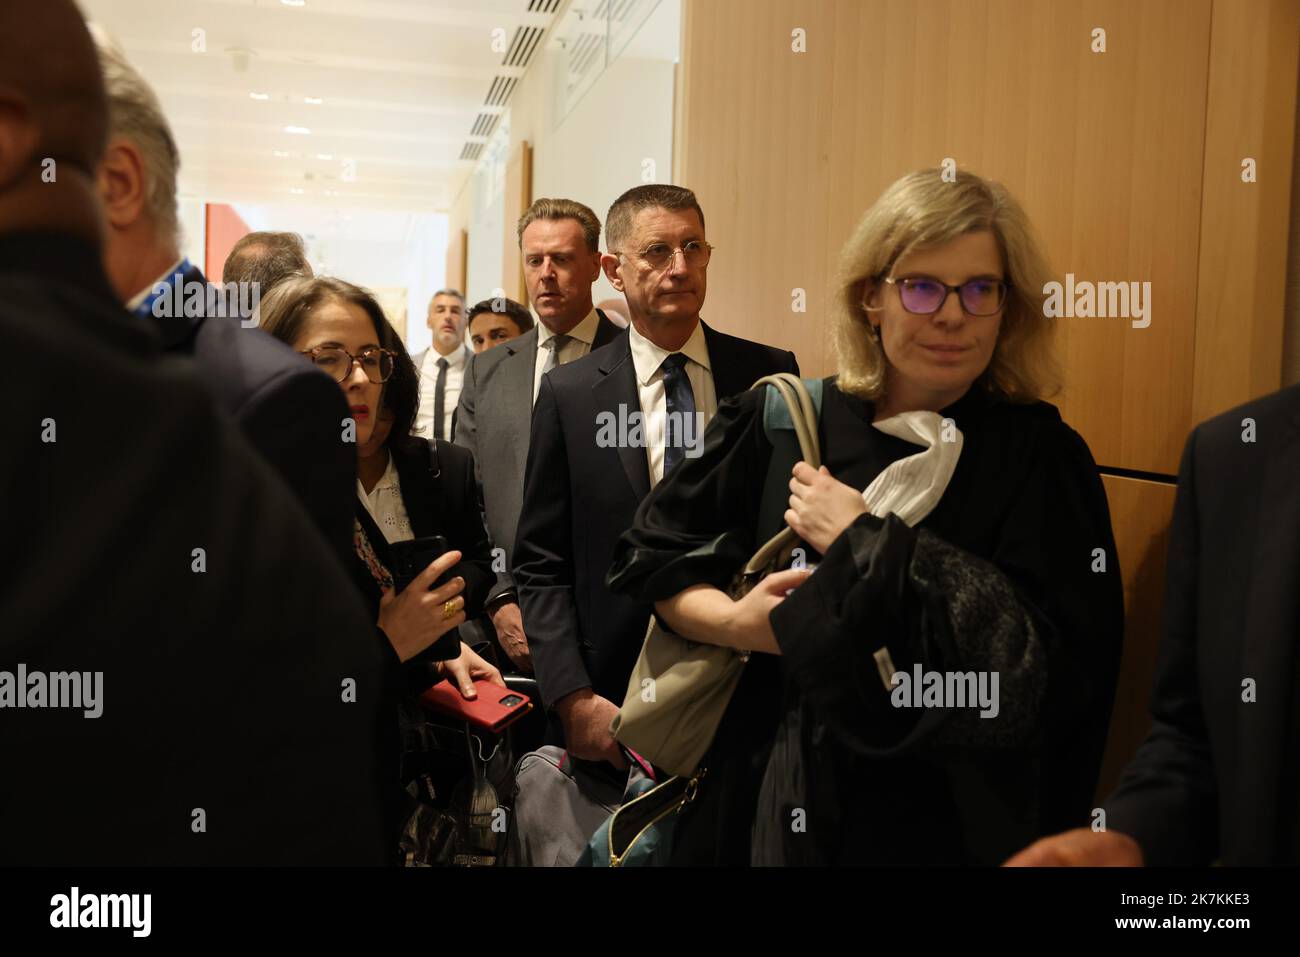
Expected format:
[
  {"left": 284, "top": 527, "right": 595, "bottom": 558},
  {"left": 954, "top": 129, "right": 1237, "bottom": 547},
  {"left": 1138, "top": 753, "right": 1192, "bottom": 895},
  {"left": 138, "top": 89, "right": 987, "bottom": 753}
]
[{"left": 0, "top": 0, "right": 107, "bottom": 227}]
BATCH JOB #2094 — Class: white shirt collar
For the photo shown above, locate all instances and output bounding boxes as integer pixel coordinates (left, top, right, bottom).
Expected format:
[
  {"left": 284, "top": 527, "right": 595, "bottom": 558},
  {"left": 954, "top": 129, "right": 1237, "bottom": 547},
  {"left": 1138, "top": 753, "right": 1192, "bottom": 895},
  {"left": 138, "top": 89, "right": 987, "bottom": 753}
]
[
  {"left": 538, "top": 307, "right": 600, "bottom": 348},
  {"left": 126, "top": 257, "right": 186, "bottom": 312},
  {"left": 428, "top": 341, "right": 469, "bottom": 370},
  {"left": 628, "top": 319, "right": 711, "bottom": 386},
  {"left": 357, "top": 453, "right": 399, "bottom": 505}
]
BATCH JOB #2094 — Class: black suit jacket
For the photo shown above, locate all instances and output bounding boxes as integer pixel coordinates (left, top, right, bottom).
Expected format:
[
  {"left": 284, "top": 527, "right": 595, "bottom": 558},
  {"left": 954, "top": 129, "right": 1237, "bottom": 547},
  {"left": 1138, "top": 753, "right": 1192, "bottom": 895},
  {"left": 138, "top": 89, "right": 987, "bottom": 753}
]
[
  {"left": 349, "top": 437, "right": 496, "bottom": 630},
  {"left": 1105, "top": 384, "right": 1300, "bottom": 864},
  {"left": 454, "top": 310, "right": 622, "bottom": 609},
  {"left": 4, "top": 232, "right": 388, "bottom": 865},
  {"left": 514, "top": 321, "right": 798, "bottom": 710},
  {"left": 147, "top": 263, "right": 355, "bottom": 563}
]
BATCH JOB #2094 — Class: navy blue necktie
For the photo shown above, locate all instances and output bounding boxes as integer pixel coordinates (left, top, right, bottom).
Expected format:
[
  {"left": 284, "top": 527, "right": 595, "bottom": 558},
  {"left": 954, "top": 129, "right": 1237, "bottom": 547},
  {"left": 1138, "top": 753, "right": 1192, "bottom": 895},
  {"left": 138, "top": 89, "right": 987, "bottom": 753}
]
[{"left": 660, "top": 353, "right": 696, "bottom": 479}]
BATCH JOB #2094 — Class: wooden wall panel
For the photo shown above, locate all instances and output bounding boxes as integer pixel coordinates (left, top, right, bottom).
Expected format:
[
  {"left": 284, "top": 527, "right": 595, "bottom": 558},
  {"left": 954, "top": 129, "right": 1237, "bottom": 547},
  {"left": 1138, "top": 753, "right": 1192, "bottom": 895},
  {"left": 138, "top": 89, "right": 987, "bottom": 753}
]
[
  {"left": 446, "top": 228, "right": 468, "bottom": 300},
  {"left": 1095, "top": 474, "right": 1178, "bottom": 801},
  {"left": 503, "top": 140, "right": 534, "bottom": 303},
  {"left": 679, "top": 0, "right": 1223, "bottom": 476},
  {"left": 1285, "top": 59, "right": 1300, "bottom": 387},
  {"left": 1192, "top": 0, "right": 1300, "bottom": 422},
  {"left": 678, "top": 0, "right": 838, "bottom": 372},
  {"left": 672, "top": 0, "right": 1300, "bottom": 813}
]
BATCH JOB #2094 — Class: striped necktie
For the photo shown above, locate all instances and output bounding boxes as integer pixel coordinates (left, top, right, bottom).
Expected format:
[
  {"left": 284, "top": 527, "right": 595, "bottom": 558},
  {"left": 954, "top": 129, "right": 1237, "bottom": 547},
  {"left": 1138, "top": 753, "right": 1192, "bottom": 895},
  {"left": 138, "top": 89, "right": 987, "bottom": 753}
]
[{"left": 661, "top": 353, "right": 695, "bottom": 478}]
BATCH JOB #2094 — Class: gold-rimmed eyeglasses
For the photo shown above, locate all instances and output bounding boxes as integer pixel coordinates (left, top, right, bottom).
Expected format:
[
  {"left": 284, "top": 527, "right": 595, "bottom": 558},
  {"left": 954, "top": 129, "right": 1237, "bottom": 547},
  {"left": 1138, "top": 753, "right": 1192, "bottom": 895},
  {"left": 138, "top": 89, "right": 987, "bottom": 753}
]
[
  {"left": 617, "top": 241, "right": 714, "bottom": 271},
  {"left": 299, "top": 345, "right": 396, "bottom": 384}
]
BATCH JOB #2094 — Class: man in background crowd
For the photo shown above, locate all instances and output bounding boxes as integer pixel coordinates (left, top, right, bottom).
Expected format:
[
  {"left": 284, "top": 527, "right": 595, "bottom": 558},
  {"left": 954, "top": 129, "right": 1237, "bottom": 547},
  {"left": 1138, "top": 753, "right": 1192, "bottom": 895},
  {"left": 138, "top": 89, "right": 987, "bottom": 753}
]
[
  {"left": 90, "top": 27, "right": 354, "bottom": 562},
  {"left": 222, "top": 229, "right": 314, "bottom": 290},
  {"left": 467, "top": 295, "right": 534, "bottom": 353},
  {"left": 455, "top": 199, "right": 622, "bottom": 673},
  {"left": 413, "top": 288, "right": 470, "bottom": 441}
]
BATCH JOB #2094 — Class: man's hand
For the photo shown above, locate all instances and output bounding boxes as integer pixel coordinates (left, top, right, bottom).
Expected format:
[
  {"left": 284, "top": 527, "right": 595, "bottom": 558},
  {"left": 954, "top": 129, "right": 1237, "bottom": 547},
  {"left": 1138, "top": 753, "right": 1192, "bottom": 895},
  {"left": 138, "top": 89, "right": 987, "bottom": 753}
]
[
  {"left": 489, "top": 600, "right": 532, "bottom": 674},
  {"left": 555, "top": 689, "right": 627, "bottom": 770},
  {"left": 786, "top": 463, "right": 867, "bottom": 555},
  {"left": 1003, "top": 828, "right": 1144, "bottom": 867}
]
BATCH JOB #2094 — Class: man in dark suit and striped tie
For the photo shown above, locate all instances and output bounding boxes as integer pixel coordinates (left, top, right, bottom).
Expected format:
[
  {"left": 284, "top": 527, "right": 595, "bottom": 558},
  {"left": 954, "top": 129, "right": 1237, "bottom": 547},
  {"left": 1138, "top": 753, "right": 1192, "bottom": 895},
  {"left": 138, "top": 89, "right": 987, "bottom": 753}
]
[{"left": 514, "top": 185, "right": 799, "bottom": 767}]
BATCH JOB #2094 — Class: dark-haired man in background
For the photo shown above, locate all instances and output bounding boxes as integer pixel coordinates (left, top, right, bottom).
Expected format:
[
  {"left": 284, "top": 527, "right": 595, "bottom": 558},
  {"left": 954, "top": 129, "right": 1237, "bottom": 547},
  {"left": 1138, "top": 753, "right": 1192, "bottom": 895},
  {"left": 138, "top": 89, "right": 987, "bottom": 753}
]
[{"left": 467, "top": 295, "right": 534, "bottom": 353}]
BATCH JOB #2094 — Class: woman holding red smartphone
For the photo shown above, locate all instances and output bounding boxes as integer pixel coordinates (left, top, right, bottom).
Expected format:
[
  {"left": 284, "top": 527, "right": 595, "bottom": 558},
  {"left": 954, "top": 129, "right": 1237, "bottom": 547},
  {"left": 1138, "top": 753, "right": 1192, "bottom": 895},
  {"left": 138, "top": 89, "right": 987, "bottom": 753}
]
[{"left": 258, "top": 276, "right": 504, "bottom": 694}]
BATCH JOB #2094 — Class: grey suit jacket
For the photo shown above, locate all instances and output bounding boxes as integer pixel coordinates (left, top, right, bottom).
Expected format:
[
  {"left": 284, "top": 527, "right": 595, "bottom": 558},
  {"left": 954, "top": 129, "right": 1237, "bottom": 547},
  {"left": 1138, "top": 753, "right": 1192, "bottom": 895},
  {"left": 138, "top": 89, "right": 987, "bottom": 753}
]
[{"left": 454, "top": 311, "right": 621, "bottom": 607}]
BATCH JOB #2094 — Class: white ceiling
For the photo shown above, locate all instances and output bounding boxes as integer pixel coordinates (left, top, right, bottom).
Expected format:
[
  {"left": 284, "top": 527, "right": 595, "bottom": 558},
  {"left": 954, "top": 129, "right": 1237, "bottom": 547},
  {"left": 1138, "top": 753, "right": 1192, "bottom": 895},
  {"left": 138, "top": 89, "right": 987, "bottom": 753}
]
[{"left": 79, "top": 0, "right": 561, "bottom": 212}]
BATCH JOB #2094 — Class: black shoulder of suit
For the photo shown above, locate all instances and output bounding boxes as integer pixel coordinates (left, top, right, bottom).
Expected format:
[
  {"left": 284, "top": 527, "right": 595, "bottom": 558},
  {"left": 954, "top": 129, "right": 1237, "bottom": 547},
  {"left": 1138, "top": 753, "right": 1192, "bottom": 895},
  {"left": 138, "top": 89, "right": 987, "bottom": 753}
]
[
  {"left": 1191, "top": 380, "right": 1300, "bottom": 452},
  {"left": 0, "top": 232, "right": 159, "bottom": 359},
  {"left": 4, "top": 231, "right": 389, "bottom": 864}
]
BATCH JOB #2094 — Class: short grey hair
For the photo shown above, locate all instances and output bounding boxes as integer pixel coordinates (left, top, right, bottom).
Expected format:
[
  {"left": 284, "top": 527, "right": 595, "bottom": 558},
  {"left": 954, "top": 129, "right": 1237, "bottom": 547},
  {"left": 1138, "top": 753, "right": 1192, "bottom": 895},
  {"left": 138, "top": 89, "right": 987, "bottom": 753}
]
[
  {"left": 89, "top": 24, "right": 181, "bottom": 244},
  {"left": 429, "top": 289, "right": 464, "bottom": 312}
]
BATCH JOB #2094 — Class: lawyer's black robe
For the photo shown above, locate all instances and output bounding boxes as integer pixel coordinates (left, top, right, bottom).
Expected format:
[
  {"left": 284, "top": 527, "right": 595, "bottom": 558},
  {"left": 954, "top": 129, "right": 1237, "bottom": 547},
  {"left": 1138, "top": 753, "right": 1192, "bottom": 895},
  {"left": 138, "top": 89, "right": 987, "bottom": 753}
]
[{"left": 606, "top": 377, "right": 1124, "bottom": 864}]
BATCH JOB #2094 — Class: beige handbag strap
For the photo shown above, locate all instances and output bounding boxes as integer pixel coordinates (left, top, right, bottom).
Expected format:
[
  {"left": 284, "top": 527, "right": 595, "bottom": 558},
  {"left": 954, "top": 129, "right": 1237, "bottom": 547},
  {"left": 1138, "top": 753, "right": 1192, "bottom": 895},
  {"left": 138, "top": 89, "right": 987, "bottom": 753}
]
[{"left": 739, "top": 374, "right": 820, "bottom": 577}]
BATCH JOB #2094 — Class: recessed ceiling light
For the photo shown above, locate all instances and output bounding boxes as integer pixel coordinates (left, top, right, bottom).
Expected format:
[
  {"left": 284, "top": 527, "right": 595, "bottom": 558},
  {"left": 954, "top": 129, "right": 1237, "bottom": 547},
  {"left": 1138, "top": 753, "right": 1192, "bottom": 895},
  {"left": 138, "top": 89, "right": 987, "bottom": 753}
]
[
  {"left": 273, "top": 150, "right": 291, "bottom": 157},
  {"left": 281, "top": 0, "right": 306, "bottom": 7},
  {"left": 304, "top": 97, "right": 323, "bottom": 105},
  {"left": 249, "top": 91, "right": 270, "bottom": 101},
  {"left": 289, "top": 187, "right": 306, "bottom": 194},
  {"left": 285, "top": 126, "right": 311, "bottom": 135},
  {"left": 315, "top": 153, "right": 333, "bottom": 160}
]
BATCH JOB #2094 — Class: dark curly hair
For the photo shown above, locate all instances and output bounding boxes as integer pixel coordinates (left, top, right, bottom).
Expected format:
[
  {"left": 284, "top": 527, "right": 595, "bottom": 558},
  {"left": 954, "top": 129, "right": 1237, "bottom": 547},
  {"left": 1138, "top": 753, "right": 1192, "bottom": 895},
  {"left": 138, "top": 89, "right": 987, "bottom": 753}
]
[{"left": 257, "top": 275, "right": 421, "bottom": 454}]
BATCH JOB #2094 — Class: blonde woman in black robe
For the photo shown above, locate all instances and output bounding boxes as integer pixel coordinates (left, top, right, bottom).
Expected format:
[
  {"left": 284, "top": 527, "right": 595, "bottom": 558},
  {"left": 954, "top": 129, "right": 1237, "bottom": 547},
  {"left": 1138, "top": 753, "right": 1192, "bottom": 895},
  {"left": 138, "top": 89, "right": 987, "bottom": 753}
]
[{"left": 606, "top": 169, "right": 1124, "bottom": 865}]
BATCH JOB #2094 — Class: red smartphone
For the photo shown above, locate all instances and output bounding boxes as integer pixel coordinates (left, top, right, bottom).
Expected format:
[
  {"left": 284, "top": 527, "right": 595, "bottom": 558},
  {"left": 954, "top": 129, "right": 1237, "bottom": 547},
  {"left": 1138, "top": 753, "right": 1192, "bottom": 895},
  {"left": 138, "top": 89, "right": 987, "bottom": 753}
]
[{"left": 420, "top": 679, "right": 533, "bottom": 734}]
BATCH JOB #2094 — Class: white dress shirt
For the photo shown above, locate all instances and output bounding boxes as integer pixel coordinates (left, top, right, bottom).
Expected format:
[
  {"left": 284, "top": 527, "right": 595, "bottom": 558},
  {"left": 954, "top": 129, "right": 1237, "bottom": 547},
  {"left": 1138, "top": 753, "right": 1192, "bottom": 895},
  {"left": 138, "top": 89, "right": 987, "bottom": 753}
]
[
  {"left": 415, "top": 343, "right": 470, "bottom": 440},
  {"left": 627, "top": 320, "right": 718, "bottom": 487},
  {"left": 533, "top": 307, "right": 602, "bottom": 404},
  {"left": 357, "top": 454, "right": 414, "bottom": 545}
]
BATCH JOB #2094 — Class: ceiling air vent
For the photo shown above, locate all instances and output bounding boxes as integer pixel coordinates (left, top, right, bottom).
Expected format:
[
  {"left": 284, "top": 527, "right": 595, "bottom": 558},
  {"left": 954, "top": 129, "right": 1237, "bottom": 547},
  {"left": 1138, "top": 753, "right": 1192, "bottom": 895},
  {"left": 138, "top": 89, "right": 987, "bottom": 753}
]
[{"left": 458, "top": 0, "right": 560, "bottom": 163}]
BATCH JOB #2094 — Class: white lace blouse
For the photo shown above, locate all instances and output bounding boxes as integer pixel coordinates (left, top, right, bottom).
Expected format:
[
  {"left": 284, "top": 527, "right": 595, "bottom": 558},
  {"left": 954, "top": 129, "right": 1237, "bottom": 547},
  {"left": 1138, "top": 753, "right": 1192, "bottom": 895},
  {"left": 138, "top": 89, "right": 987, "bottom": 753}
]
[{"left": 357, "top": 453, "right": 415, "bottom": 545}]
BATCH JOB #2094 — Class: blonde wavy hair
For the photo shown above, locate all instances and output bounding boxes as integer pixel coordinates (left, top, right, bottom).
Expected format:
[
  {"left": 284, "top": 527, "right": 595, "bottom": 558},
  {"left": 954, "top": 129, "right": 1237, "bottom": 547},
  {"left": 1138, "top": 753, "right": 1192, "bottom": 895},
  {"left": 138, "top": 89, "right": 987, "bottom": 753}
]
[{"left": 833, "top": 168, "right": 1058, "bottom": 402}]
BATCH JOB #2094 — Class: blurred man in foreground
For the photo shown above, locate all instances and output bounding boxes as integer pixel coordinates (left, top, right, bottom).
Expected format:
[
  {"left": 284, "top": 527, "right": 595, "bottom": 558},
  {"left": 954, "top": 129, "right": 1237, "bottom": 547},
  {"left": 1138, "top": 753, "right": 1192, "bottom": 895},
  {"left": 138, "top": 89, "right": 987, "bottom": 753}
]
[
  {"left": 0, "top": 0, "right": 388, "bottom": 865},
  {"left": 1008, "top": 387, "right": 1300, "bottom": 866}
]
